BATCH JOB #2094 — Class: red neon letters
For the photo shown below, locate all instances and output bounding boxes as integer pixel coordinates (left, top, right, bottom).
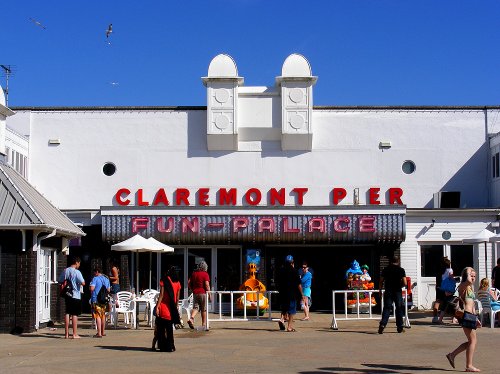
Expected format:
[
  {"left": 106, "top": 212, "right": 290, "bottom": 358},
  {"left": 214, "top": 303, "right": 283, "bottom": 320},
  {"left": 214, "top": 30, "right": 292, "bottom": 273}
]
[{"left": 115, "top": 187, "right": 403, "bottom": 206}]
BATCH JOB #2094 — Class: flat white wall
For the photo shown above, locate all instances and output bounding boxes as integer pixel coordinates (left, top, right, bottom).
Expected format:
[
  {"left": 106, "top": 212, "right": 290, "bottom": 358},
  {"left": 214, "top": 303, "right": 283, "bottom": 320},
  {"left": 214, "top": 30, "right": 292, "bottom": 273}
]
[{"left": 8, "top": 108, "right": 489, "bottom": 211}]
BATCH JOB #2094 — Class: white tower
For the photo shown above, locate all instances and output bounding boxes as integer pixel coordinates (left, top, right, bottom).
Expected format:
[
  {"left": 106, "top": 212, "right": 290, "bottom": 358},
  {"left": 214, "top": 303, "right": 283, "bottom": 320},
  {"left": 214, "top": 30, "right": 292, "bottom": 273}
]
[
  {"left": 202, "top": 54, "right": 243, "bottom": 151},
  {"left": 276, "top": 54, "right": 317, "bottom": 151}
]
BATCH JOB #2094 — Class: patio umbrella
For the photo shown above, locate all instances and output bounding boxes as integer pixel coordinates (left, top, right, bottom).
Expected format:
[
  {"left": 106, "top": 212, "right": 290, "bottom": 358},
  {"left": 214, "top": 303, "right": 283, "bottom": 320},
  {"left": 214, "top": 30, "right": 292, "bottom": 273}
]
[
  {"left": 462, "top": 228, "right": 495, "bottom": 278},
  {"left": 111, "top": 234, "right": 164, "bottom": 295}
]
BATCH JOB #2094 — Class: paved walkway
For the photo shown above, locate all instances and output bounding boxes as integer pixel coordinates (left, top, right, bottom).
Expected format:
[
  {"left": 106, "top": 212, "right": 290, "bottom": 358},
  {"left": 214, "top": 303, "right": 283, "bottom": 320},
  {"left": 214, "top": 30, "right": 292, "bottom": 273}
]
[{"left": 0, "top": 311, "right": 498, "bottom": 373}]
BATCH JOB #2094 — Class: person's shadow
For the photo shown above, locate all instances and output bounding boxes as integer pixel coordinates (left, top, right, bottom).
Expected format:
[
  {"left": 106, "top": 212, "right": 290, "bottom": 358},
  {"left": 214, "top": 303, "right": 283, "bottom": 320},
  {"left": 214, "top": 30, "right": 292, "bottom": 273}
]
[{"left": 96, "top": 345, "right": 153, "bottom": 352}]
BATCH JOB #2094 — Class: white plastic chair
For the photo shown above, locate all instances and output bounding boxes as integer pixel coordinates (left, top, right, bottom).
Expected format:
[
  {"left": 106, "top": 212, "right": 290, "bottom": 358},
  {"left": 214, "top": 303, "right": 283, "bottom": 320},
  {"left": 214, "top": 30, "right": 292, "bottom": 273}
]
[
  {"left": 143, "top": 290, "right": 160, "bottom": 327},
  {"left": 177, "top": 293, "right": 193, "bottom": 325},
  {"left": 112, "top": 291, "right": 136, "bottom": 329},
  {"left": 477, "top": 290, "right": 499, "bottom": 328}
]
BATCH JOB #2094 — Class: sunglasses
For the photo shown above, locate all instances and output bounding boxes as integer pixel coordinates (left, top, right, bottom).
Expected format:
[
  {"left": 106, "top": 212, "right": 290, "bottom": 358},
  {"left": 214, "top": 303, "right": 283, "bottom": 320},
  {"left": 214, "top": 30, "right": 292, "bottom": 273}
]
[{"left": 302, "top": 266, "right": 307, "bottom": 269}]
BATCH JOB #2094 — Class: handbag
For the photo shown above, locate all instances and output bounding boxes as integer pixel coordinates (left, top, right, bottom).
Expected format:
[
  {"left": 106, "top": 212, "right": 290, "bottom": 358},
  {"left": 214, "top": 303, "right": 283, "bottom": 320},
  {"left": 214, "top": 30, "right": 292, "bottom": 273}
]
[{"left": 461, "top": 311, "right": 481, "bottom": 329}]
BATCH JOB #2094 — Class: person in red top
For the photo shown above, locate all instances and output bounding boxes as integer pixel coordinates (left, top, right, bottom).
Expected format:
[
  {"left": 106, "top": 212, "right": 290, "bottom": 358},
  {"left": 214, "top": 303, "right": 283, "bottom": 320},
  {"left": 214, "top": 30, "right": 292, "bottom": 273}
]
[
  {"left": 187, "top": 260, "right": 211, "bottom": 330},
  {"left": 155, "top": 266, "right": 181, "bottom": 352}
]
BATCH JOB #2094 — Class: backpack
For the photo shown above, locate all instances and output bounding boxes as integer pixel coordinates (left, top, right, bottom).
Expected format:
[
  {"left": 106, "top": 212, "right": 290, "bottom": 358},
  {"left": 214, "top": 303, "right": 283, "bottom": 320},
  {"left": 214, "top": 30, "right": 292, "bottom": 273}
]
[
  {"left": 59, "top": 279, "right": 73, "bottom": 298},
  {"left": 59, "top": 269, "right": 73, "bottom": 298},
  {"left": 96, "top": 277, "right": 110, "bottom": 304}
]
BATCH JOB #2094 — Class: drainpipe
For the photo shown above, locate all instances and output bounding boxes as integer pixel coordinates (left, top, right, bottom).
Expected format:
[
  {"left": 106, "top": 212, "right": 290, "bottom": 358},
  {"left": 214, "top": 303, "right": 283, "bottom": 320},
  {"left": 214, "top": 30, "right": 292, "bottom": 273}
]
[
  {"left": 21, "top": 230, "right": 26, "bottom": 251},
  {"left": 34, "top": 229, "right": 57, "bottom": 331}
]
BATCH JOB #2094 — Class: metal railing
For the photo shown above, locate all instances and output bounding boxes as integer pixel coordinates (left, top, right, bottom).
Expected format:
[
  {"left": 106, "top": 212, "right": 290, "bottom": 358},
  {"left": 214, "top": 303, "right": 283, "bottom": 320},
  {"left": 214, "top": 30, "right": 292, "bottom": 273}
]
[
  {"left": 205, "top": 290, "right": 279, "bottom": 330},
  {"left": 330, "top": 289, "right": 411, "bottom": 330}
]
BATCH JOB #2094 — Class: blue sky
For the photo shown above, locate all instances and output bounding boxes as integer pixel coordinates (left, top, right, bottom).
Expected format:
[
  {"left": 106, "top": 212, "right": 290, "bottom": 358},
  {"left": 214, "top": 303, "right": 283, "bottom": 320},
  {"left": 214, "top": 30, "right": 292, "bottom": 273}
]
[{"left": 2, "top": 0, "right": 500, "bottom": 107}]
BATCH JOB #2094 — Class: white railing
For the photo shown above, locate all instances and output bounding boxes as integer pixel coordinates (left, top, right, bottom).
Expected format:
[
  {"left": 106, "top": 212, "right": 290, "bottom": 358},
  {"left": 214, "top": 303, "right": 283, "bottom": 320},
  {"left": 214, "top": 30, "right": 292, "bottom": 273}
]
[
  {"left": 330, "top": 289, "right": 411, "bottom": 330},
  {"left": 206, "top": 290, "right": 279, "bottom": 330}
]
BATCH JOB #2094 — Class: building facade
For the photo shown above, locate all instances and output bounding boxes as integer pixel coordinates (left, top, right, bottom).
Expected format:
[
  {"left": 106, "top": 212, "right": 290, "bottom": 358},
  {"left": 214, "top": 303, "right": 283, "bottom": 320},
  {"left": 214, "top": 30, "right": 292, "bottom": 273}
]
[{"left": 5, "top": 55, "right": 500, "bottom": 312}]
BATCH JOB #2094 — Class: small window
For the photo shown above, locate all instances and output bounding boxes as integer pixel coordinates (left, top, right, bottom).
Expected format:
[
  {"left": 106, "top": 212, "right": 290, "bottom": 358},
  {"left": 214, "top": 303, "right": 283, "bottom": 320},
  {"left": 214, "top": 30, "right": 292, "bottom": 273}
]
[
  {"left": 402, "top": 160, "right": 416, "bottom": 175},
  {"left": 102, "top": 162, "right": 116, "bottom": 176}
]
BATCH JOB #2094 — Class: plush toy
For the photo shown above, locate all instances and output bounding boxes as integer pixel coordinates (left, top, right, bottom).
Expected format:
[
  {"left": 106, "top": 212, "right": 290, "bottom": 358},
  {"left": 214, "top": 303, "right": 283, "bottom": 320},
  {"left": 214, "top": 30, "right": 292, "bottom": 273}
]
[
  {"left": 345, "top": 260, "right": 363, "bottom": 279},
  {"left": 360, "top": 264, "right": 371, "bottom": 281}
]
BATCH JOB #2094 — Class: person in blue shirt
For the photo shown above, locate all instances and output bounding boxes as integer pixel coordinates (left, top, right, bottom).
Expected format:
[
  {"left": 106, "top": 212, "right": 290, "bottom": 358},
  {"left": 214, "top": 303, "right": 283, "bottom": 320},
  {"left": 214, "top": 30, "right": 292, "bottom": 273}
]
[
  {"left": 300, "top": 261, "right": 313, "bottom": 321},
  {"left": 89, "top": 267, "right": 111, "bottom": 338},
  {"left": 58, "top": 256, "right": 85, "bottom": 339}
]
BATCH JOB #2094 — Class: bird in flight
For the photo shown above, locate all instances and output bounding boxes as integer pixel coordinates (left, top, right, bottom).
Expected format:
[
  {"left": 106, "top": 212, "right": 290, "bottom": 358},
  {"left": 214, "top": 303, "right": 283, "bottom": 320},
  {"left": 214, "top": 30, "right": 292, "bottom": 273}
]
[
  {"left": 106, "top": 24, "right": 113, "bottom": 39},
  {"left": 109, "top": 82, "right": 119, "bottom": 86},
  {"left": 29, "top": 17, "right": 46, "bottom": 30}
]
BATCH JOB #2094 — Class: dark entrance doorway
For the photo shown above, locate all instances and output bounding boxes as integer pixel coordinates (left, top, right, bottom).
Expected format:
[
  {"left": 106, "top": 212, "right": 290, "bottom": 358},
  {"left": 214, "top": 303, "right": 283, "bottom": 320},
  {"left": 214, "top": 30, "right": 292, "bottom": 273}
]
[{"left": 265, "top": 244, "right": 396, "bottom": 310}]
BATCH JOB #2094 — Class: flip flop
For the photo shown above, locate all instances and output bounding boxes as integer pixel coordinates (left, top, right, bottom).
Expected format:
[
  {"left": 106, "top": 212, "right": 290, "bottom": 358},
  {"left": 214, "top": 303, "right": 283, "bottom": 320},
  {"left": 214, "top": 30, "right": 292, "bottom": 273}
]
[
  {"left": 187, "top": 319, "right": 194, "bottom": 329},
  {"left": 93, "top": 334, "right": 102, "bottom": 338},
  {"left": 286, "top": 328, "right": 296, "bottom": 332},
  {"left": 446, "top": 353, "right": 455, "bottom": 369},
  {"left": 278, "top": 321, "right": 286, "bottom": 331}
]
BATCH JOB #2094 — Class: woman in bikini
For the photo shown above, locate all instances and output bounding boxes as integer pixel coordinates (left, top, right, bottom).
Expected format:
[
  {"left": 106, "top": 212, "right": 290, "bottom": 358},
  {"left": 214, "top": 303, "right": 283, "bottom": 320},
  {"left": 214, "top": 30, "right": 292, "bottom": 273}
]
[{"left": 446, "top": 267, "right": 481, "bottom": 372}]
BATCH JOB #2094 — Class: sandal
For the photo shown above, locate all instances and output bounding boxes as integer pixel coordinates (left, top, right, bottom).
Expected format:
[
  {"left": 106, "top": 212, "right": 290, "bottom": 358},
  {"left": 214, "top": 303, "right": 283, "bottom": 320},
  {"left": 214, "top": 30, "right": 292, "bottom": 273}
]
[
  {"left": 465, "top": 367, "right": 481, "bottom": 372},
  {"left": 187, "top": 319, "right": 194, "bottom": 329},
  {"left": 286, "top": 328, "right": 296, "bottom": 332},
  {"left": 445, "top": 353, "right": 455, "bottom": 369}
]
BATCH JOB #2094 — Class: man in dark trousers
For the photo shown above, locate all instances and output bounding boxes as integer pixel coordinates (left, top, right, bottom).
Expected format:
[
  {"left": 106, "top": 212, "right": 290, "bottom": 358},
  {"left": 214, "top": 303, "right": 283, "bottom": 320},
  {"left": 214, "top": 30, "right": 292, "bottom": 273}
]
[
  {"left": 277, "top": 255, "right": 303, "bottom": 332},
  {"left": 378, "top": 255, "right": 407, "bottom": 334}
]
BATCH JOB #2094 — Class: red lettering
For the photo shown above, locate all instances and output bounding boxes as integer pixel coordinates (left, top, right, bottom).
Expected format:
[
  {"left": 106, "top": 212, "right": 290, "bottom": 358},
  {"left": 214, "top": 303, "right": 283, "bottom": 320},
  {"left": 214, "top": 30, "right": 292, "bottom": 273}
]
[
  {"left": 181, "top": 217, "right": 199, "bottom": 233},
  {"left": 333, "top": 217, "right": 350, "bottom": 232},
  {"left": 115, "top": 188, "right": 131, "bottom": 206},
  {"left": 269, "top": 188, "right": 285, "bottom": 206},
  {"left": 175, "top": 188, "right": 191, "bottom": 206},
  {"left": 137, "top": 189, "right": 149, "bottom": 206},
  {"left": 283, "top": 217, "right": 300, "bottom": 233},
  {"left": 332, "top": 188, "right": 347, "bottom": 205},
  {"left": 292, "top": 188, "right": 308, "bottom": 205},
  {"left": 359, "top": 216, "right": 376, "bottom": 233},
  {"left": 198, "top": 188, "right": 210, "bottom": 206},
  {"left": 132, "top": 217, "right": 149, "bottom": 232},
  {"left": 388, "top": 187, "right": 403, "bottom": 205},
  {"left": 308, "top": 218, "right": 325, "bottom": 232},
  {"left": 152, "top": 188, "right": 170, "bottom": 206},
  {"left": 219, "top": 188, "right": 237, "bottom": 206},
  {"left": 245, "top": 188, "right": 262, "bottom": 206},
  {"left": 233, "top": 217, "right": 249, "bottom": 232},
  {"left": 369, "top": 188, "right": 380, "bottom": 205},
  {"left": 156, "top": 217, "right": 174, "bottom": 233},
  {"left": 258, "top": 218, "right": 275, "bottom": 232}
]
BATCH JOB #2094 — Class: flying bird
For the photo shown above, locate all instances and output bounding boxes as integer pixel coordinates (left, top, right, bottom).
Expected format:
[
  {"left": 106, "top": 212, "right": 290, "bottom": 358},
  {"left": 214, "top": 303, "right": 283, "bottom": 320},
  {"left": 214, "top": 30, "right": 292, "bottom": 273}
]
[
  {"left": 106, "top": 24, "right": 113, "bottom": 38},
  {"left": 109, "top": 82, "right": 119, "bottom": 86},
  {"left": 29, "top": 17, "right": 46, "bottom": 30}
]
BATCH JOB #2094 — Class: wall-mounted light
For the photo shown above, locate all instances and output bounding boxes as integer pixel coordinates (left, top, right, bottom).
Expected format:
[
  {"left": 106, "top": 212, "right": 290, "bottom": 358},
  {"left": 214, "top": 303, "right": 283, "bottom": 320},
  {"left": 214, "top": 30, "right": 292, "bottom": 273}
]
[
  {"left": 430, "top": 218, "right": 436, "bottom": 228},
  {"left": 379, "top": 141, "right": 392, "bottom": 149},
  {"left": 48, "top": 139, "right": 61, "bottom": 145}
]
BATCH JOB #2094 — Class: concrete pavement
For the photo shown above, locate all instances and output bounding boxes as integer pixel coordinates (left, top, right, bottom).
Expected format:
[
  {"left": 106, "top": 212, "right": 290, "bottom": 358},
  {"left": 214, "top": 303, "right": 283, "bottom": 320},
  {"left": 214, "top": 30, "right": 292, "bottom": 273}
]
[{"left": 0, "top": 311, "right": 498, "bottom": 373}]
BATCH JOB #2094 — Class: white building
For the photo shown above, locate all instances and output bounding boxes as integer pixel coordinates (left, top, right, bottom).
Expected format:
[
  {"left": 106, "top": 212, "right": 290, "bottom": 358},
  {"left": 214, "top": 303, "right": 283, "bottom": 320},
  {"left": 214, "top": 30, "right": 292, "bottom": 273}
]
[{"left": 6, "top": 54, "right": 500, "bottom": 310}]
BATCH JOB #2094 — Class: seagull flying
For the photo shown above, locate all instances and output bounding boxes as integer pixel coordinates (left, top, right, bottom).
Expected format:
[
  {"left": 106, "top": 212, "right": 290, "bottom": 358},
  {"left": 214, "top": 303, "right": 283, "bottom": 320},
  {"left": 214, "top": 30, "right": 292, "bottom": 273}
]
[
  {"left": 29, "top": 17, "right": 46, "bottom": 30},
  {"left": 106, "top": 24, "right": 113, "bottom": 38}
]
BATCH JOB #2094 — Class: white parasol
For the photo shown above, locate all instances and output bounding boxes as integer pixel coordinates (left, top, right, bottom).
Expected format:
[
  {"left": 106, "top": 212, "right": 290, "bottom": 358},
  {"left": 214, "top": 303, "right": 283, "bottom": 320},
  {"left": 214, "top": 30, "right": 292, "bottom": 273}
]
[{"left": 111, "top": 234, "right": 172, "bottom": 294}]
